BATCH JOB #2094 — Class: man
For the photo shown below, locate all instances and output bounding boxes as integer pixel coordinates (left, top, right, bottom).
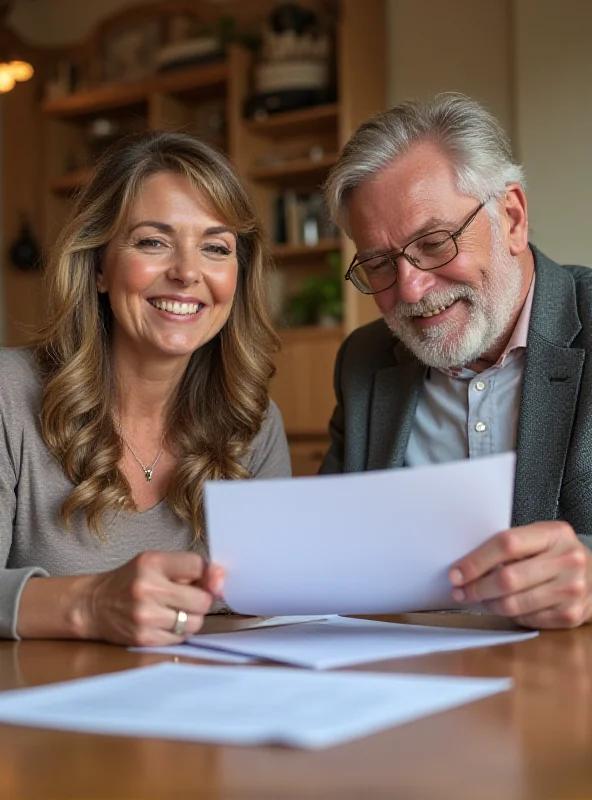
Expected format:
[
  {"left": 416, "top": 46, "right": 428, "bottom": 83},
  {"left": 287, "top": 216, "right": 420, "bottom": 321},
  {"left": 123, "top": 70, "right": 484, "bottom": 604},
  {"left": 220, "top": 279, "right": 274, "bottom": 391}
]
[{"left": 320, "top": 94, "right": 592, "bottom": 629}]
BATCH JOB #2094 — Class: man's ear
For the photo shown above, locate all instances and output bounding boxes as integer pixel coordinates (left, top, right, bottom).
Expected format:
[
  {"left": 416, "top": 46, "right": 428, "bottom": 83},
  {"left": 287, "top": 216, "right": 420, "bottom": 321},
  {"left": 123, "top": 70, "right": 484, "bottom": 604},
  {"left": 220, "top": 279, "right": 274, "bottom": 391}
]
[{"left": 502, "top": 184, "right": 529, "bottom": 256}]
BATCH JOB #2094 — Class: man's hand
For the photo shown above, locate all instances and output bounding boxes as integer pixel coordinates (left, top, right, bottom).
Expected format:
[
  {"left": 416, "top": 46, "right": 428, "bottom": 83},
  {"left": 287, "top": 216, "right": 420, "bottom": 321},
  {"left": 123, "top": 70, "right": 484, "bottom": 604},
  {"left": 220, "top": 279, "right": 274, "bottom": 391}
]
[{"left": 449, "top": 521, "right": 592, "bottom": 629}]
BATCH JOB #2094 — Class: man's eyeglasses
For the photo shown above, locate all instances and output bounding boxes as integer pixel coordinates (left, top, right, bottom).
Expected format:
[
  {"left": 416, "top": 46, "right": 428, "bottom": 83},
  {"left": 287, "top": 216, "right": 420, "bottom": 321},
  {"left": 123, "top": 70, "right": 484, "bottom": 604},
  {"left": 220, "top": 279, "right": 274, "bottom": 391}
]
[{"left": 345, "top": 201, "right": 486, "bottom": 295}]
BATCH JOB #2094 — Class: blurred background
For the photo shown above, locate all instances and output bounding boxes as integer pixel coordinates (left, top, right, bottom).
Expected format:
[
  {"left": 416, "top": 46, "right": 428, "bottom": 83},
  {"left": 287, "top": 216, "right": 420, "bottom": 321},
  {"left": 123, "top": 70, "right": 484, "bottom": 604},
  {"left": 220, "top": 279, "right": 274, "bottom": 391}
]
[{"left": 0, "top": 0, "right": 590, "bottom": 474}]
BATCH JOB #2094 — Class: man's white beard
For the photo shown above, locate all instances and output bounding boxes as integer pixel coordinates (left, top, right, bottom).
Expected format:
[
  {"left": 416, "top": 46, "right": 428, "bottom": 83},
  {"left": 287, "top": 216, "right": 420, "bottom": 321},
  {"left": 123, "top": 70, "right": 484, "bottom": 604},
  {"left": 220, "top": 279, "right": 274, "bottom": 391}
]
[{"left": 383, "top": 222, "right": 524, "bottom": 369}]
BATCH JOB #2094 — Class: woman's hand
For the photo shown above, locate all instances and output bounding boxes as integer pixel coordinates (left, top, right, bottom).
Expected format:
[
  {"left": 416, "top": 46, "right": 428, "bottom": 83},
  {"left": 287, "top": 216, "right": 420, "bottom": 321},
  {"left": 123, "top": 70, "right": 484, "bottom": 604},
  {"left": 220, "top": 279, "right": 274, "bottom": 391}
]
[{"left": 77, "top": 551, "right": 225, "bottom": 646}]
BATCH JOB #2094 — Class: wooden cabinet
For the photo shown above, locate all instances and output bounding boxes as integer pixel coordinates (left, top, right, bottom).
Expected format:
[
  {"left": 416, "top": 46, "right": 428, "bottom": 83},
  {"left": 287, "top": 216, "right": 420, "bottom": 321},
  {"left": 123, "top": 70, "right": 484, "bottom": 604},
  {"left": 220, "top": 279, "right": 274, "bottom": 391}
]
[
  {"left": 289, "top": 438, "right": 331, "bottom": 477},
  {"left": 271, "top": 325, "right": 342, "bottom": 436},
  {"left": 3, "top": 0, "right": 386, "bottom": 475}
]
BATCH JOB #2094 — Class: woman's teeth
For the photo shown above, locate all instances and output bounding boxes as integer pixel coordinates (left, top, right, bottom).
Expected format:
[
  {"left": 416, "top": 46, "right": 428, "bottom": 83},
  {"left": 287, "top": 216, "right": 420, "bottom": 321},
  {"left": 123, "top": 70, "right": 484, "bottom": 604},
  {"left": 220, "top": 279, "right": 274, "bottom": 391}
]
[{"left": 149, "top": 299, "right": 202, "bottom": 315}]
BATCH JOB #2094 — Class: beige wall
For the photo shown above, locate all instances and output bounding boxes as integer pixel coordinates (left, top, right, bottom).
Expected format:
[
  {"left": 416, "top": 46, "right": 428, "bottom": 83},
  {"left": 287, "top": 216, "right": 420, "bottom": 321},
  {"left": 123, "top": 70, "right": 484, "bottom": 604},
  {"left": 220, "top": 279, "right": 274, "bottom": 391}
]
[
  {"left": 387, "top": 0, "right": 592, "bottom": 266},
  {"left": 514, "top": 0, "right": 592, "bottom": 265},
  {"left": 387, "top": 0, "right": 513, "bottom": 135}
]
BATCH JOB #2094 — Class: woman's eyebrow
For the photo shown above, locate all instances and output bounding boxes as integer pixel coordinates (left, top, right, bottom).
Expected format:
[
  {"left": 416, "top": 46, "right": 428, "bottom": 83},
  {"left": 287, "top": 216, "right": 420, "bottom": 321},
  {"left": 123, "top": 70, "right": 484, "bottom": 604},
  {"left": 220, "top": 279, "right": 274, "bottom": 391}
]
[
  {"left": 128, "top": 220, "right": 174, "bottom": 235},
  {"left": 204, "top": 225, "right": 236, "bottom": 238},
  {"left": 126, "top": 222, "right": 235, "bottom": 238}
]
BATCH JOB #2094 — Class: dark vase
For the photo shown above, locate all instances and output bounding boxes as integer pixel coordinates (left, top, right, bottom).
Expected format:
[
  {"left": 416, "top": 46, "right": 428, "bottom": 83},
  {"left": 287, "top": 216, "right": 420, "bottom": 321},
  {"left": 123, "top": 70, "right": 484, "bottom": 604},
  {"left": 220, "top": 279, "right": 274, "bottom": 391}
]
[{"left": 9, "top": 217, "right": 41, "bottom": 271}]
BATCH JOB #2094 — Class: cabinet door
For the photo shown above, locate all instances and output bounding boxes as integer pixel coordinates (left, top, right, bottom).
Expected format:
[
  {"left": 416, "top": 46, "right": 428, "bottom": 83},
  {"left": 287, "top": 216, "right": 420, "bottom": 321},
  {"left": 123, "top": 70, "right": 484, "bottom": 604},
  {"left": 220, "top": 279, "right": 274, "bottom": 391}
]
[{"left": 271, "top": 327, "right": 341, "bottom": 436}]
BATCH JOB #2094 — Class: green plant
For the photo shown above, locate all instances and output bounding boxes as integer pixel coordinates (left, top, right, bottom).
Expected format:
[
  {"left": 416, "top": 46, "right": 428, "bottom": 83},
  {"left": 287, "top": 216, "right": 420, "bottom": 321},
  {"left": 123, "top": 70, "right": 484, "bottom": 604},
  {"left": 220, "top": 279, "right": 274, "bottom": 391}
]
[{"left": 284, "top": 251, "right": 343, "bottom": 327}]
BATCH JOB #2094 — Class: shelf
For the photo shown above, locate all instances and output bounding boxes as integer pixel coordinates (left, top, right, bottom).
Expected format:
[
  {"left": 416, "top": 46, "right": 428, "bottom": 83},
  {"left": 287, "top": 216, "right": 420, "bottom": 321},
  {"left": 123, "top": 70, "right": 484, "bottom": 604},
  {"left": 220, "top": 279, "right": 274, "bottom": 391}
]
[
  {"left": 249, "top": 153, "right": 338, "bottom": 182},
  {"left": 245, "top": 103, "right": 339, "bottom": 138},
  {"left": 42, "top": 61, "right": 228, "bottom": 118},
  {"left": 50, "top": 168, "right": 95, "bottom": 193},
  {"left": 271, "top": 239, "right": 341, "bottom": 259}
]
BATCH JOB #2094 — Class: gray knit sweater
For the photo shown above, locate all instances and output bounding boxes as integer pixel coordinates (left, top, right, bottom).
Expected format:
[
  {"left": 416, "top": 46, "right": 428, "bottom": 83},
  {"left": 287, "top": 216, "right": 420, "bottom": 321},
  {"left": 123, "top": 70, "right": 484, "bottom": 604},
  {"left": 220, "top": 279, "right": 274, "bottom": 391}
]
[{"left": 0, "top": 348, "right": 291, "bottom": 638}]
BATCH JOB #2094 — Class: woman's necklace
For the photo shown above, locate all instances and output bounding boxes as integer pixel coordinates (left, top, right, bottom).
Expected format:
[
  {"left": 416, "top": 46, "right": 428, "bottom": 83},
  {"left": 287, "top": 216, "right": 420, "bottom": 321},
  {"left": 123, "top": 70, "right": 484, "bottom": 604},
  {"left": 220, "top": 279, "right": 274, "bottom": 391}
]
[{"left": 117, "top": 422, "right": 165, "bottom": 483}]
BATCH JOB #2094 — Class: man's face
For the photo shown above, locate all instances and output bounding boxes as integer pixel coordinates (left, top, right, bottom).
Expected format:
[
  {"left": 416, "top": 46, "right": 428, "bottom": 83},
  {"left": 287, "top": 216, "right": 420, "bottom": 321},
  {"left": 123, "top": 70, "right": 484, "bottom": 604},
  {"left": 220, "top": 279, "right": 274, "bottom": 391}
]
[{"left": 345, "top": 143, "right": 524, "bottom": 369}]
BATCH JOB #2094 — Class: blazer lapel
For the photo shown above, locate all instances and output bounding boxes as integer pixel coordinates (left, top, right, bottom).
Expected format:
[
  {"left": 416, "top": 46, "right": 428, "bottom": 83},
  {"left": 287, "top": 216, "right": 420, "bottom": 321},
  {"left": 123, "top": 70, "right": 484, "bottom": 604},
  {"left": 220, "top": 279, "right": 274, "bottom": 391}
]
[
  {"left": 513, "top": 251, "right": 584, "bottom": 525},
  {"left": 367, "top": 344, "right": 425, "bottom": 470}
]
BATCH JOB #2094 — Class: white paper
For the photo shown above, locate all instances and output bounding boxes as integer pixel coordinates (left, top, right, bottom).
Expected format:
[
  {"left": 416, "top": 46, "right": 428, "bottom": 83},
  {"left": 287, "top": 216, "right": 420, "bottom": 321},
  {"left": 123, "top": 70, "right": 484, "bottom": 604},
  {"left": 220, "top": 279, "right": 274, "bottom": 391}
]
[
  {"left": 130, "top": 617, "right": 336, "bottom": 662},
  {"left": 0, "top": 662, "right": 512, "bottom": 749},
  {"left": 205, "top": 452, "right": 516, "bottom": 616},
  {"left": 189, "top": 616, "right": 537, "bottom": 669}
]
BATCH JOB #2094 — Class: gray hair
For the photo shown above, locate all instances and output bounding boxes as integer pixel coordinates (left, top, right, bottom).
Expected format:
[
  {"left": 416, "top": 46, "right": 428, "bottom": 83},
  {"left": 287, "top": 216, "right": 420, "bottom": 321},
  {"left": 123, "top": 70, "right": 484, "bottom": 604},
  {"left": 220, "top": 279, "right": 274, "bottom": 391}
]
[{"left": 324, "top": 93, "right": 525, "bottom": 231}]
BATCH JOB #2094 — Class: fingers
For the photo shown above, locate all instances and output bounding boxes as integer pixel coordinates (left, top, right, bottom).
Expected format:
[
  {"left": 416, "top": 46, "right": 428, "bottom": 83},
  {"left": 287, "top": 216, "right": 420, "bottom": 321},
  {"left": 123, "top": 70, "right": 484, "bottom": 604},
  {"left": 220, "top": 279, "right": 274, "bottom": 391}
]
[
  {"left": 483, "top": 568, "right": 591, "bottom": 629},
  {"left": 452, "top": 554, "right": 560, "bottom": 604},
  {"left": 136, "top": 550, "right": 207, "bottom": 583},
  {"left": 91, "top": 552, "right": 227, "bottom": 647},
  {"left": 449, "top": 522, "right": 564, "bottom": 587},
  {"left": 202, "top": 564, "right": 226, "bottom": 597},
  {"left": 165, "top": 582, "right": 214, "bottom": 618},
  {"left": 449, "top": 522, "right": 592, "bottom": 629}
]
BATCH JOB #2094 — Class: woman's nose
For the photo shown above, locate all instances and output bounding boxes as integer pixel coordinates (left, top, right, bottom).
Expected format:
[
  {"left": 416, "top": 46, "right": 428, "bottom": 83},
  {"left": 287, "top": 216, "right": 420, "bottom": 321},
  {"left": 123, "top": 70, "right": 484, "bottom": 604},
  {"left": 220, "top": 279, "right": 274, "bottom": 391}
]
[{"left": 167, "top": 248, "right": 203, "bottom": 285}]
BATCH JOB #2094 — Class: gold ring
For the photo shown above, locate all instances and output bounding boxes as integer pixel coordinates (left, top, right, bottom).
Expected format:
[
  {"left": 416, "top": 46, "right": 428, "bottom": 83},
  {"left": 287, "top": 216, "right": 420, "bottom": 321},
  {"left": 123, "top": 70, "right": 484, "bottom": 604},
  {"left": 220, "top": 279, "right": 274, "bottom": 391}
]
[{"left": 172, "top": 609, "right": 188, "bottom": 636}]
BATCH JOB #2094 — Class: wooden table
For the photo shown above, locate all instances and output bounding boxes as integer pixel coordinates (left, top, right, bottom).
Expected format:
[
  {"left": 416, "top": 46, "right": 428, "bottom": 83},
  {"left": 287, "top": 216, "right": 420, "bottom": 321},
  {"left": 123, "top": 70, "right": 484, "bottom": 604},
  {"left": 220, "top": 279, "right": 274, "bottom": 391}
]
[{"left": 0, "top": 613, "right": 591, "bottom": 800}]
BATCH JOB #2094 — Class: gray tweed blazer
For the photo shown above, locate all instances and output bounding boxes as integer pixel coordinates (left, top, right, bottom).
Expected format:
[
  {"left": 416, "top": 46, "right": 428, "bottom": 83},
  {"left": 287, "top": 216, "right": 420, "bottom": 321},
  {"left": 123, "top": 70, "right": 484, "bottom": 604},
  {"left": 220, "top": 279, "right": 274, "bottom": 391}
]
[{"left": 320, "top": 247, "right": 592, "bottom": 543}]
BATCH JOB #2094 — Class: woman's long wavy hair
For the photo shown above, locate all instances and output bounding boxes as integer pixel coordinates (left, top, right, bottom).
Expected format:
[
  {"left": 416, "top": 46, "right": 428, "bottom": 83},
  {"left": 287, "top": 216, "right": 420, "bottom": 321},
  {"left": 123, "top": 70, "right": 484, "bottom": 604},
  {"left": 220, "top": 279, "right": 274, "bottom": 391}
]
[{"left": 36, "top": 130, "right": 279, "bottom": 540}]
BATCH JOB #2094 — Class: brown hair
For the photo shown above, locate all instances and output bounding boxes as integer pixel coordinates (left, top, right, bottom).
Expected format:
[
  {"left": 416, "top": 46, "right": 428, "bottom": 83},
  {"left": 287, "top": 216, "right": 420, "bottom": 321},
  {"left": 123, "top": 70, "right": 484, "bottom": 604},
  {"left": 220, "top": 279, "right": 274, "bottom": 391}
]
[{"left": 37, "top": 130, "right": 278, "bottom": 539}]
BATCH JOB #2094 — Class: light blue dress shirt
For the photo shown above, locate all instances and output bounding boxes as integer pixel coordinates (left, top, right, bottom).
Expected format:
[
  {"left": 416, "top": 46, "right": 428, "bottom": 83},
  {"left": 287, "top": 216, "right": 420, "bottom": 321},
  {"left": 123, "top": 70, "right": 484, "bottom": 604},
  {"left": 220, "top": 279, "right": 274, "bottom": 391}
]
[
  {"left": 404, "top": 353, "right": 525, "bottom": 466},
  {"left": 405, "top": 276, "right": 535, "bottom": 467}
]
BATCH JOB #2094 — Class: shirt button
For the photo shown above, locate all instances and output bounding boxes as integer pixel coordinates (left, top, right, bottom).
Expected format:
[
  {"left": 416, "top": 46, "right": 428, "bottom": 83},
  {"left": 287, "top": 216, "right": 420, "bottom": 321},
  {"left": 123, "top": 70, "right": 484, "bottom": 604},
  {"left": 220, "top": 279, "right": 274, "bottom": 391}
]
[
  {"left": 475, "top": 381, "right": 486, "bottom": 391},
  {"left": 475, "top": 421, "right": 487, "bottom": 433}
]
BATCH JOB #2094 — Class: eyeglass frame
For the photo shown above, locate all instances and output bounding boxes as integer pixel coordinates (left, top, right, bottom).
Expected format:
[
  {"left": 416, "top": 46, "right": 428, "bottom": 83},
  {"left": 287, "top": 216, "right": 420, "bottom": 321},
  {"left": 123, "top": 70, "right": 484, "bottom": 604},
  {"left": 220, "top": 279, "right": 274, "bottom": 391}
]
[{"left": 345, "top": 200, "right": 488, "bottom": 295}]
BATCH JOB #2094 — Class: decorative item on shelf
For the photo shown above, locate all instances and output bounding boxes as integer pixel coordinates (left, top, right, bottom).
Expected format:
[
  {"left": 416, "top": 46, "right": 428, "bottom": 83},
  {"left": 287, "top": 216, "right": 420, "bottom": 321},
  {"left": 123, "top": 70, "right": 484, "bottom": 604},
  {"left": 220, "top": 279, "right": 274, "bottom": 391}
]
[
  {"left": 0, "top": 0, "right": 34, "bottom": 94},
  {"left": 244, "top": 2, "right": 336, "bottom": 119},
  {"left": 44, "top": 60, "right": 78, "bottom": 100},
  {"left": 155, "top": 36, "right": 224, "bottom": 72},
  {"left": 274, "top": 189, "right": 339, "bottom": 247},
  {"left": 283, "top": 251, "right": 343, "bottom": 328},
  {"left": 9, "top": 215, "right": 41, "bottom": 272},
  {"left": 86, "top": 118, "right": 123, "bottom": 159},
  {"left": 102, "top": 18, "right": 160, "bottom": 83},
  {"left": 155, "top": 14, "right": 255, "bottom": 73}
]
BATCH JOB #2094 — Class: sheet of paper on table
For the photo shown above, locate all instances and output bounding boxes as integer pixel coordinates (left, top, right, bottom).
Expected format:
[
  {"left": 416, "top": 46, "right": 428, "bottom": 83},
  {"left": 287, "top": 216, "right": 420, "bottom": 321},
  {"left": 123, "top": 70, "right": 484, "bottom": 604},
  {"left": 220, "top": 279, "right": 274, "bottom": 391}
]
[
  {"left": 189, "top": 615, "right": 538, "bottom": 669},
  {"left": 0, "top": 662, "right": 512, "bottom": 749},
  {"left": 129, "top": 615, "right": 336, "bottom": 662},
  {"left": 205, "top": 452, "right": 516, "bottom": 616}
]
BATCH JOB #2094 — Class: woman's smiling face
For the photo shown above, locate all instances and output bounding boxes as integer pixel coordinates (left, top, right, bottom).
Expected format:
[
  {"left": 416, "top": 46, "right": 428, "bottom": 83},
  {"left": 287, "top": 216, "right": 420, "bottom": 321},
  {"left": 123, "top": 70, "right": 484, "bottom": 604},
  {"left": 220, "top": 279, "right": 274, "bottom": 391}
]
[{"left": 97, "top": 170, "right": 239, "bottom": 365}]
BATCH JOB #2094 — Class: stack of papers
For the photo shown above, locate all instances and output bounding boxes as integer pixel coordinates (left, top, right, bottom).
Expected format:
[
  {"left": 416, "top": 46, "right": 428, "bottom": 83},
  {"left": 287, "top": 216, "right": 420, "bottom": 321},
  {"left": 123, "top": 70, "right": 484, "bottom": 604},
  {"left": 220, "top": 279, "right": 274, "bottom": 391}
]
[
  {"left": 0, "top": 662, "right": 512, "bottom": 749},
  {"left": 187, "top": 616, "right": 537, "bottom": 669}
]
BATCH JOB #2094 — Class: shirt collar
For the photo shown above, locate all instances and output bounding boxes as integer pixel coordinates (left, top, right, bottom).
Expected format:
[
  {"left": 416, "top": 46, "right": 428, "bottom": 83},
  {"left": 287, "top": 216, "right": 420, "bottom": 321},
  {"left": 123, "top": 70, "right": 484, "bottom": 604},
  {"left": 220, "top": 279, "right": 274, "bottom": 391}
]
[{"left": 496, "top": 271, "right": 535, "bottom": 366}]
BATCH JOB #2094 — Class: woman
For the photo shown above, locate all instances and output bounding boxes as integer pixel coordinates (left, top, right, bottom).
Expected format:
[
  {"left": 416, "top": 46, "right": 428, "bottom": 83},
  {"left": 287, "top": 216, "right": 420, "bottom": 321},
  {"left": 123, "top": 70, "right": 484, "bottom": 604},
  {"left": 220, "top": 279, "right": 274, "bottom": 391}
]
[{"left": 0, "top": 131, "right": 291, "bottom": 645}]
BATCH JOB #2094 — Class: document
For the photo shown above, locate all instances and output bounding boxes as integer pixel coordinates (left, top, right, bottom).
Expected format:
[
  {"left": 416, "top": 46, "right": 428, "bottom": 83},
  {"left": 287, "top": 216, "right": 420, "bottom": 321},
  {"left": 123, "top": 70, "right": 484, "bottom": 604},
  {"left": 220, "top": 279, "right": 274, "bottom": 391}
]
[
  {"left": 189, "top": 616, "right": 537, "bottom": 669},
  {"left": 205, "top": 452, "right": 516, "bottom": 616},
  {"left": 130, "top": 616, "right": 336, "bottom": 661},
  {"left": 0, "top": 662, "right": 512, "bottom": 749}
]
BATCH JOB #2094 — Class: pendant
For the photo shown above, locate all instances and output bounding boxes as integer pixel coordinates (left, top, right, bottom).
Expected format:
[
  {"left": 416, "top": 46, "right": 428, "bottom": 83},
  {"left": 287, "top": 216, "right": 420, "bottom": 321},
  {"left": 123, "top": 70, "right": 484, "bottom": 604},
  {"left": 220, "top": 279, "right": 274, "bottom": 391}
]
[{"left": 143, "top": 468, "right": 153, "bottom": 482}]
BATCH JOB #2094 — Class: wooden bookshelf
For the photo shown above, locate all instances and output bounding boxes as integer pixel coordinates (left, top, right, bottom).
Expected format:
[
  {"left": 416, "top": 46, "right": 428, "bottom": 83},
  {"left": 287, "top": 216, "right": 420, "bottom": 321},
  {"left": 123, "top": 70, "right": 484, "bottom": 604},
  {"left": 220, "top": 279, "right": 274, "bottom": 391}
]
[
  {"left": 270, "top": 239, "right": 341, "bottom": 260},
  {"left": 42, "top": 62, "right": 228, "bottom": 118},
  {"left": 248, "top": 153, "right": 339, "bottom": 182},
  {"left": 245, "top": 102, "right": 339, "bottom": 138}
]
